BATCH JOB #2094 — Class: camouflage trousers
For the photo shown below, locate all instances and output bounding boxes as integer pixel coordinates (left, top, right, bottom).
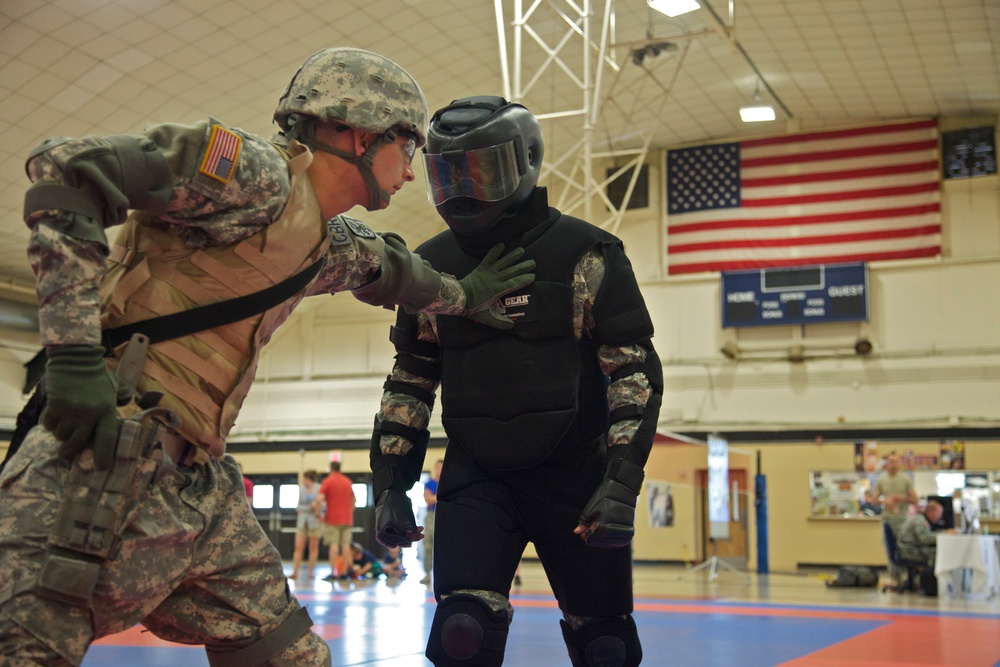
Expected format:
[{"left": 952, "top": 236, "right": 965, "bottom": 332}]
[
  {"left": 883, "top": 514, "right": 908, "bottom": 583},
  {"left": 0, "top": 426, "right": 330, "bottom": 667}
]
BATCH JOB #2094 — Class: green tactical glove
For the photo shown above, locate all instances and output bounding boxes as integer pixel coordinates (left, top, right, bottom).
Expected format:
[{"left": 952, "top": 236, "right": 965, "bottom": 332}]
[
  {"left": 41, "top": 344, "right": 120, "bottom": 470},
  {"left": 458, "top": 244, "right": 535, "bottom": 329}
]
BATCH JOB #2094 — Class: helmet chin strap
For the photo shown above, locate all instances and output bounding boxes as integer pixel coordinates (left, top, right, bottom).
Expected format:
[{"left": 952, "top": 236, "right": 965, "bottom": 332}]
[{"left": 292, "top": 123, "right": 395, "bottom": 211}]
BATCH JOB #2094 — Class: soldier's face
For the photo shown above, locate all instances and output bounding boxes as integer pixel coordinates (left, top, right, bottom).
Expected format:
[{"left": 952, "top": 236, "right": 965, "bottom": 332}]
[{"left": 369, "top": 134, "right": 417, "bottom": 209}]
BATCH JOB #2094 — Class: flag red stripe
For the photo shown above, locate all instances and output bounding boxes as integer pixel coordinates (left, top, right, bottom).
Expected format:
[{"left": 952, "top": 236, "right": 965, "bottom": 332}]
[
  {"left": 743, "top": 181, "right": 939, "bottom": 208},
  {"left": 669, "top": 225, "right": 942, "bottom": 253},
  {"left": 207, "top": 131, "right": 238, "bottom": 167},
  {"left": 742, "top": 139, "right": 939, "bottom": 169},
  {"left": 665, "top": 119, "right": 940, "bottom": 274},
  {"left": 741, "top": 119, "right": 937, "bottom": 149},
  {"left": 669, "top": 246, "right": 941, "bottom": 275},
  {"left": 668, "top": 203, "right": 940, "bottom": 234},
  {"left": 742, "top": 160, "right": 939, "bottom": 188}
]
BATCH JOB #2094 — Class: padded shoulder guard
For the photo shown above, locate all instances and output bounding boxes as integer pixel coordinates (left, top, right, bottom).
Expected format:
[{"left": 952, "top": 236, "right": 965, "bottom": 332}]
[{"left": 590, "top": 242, "right": 653, "bottom": 346}]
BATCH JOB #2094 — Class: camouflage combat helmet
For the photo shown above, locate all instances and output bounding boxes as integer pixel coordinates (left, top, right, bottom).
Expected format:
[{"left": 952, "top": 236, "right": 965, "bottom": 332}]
[{"left": 275, "top": 47, "right": 428, "bottom": 147}]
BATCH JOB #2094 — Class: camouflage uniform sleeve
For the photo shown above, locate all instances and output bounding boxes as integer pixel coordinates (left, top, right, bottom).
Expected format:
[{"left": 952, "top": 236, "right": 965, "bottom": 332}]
[
  {"left": 24, "top": 118, "right": 290, "bottom": 346},
  {"left": 418, "top": 274, "right": 468, "bottom": 316},
  {"left": 307, "top": 221, "right": 467, "bottom": 315},
  {"left": 575, "top": 248, "right": 657, "bottom": 447},
  {"left": 376, "top": 312, "right": 440, "bottom": 456},
  {"left": 305, "top": 217, "right": 384, "bottom": 296}
]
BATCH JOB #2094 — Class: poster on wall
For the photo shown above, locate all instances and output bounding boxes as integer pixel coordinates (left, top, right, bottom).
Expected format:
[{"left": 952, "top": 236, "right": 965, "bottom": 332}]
[
  {"left": 853, "top": 441, "right": 880, "bottom": 472},
  {"left": 939, "top": 441, "right": 966, "bottom": 470},
  {"left": 707, "top": 434, "right": 730, "bottom": 539},
  {"left": 647, "top": 481, "right": 674, "bottom": 527},
  {"left": 879, "top": 451, "right": 938, "bottom": 471},
  {"left": 810, "top": 472, "right": 864, "bottom": 517}
]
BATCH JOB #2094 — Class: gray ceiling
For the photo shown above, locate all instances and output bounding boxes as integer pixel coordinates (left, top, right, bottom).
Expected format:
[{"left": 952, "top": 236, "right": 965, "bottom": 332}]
[{"left": 1, "top": 0, "right": 997, "bottom": 293}]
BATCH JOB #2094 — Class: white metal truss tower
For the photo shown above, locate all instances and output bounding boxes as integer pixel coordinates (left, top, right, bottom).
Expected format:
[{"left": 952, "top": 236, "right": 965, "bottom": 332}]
[{"left": 493, "top": 0, "right": 692, "bottom": 235}]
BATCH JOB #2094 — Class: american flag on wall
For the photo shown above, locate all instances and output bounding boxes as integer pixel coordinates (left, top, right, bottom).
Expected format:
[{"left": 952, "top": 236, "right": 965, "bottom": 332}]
[{"left": 665, "top": 119, "right": 942, "bottom": 275}]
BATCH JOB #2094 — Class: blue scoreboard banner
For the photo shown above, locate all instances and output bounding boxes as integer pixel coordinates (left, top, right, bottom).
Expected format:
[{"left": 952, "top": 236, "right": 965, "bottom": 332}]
[{"left": 721, "top": 262, "right": 869, "bottom": 328}]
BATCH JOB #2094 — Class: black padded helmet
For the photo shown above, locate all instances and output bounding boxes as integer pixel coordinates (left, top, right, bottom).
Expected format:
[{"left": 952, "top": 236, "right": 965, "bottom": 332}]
[{"left": 423, "top": 96, "right": 543, "bottom": 235}]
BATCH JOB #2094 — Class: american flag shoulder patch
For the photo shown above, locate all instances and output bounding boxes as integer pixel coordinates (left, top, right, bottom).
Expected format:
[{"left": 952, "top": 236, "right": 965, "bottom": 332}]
[{"left": 199, "top": 124, "right": 242, "bottom": 184}]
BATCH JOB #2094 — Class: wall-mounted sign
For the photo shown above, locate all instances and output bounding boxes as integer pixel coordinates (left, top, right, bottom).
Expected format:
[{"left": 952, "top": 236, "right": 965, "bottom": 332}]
[
  {"left": 942, "top": 126, "right": 996, "bottom": 180},
  {"left": 721, "top": 262, "right": 869, "bottom": 328}
]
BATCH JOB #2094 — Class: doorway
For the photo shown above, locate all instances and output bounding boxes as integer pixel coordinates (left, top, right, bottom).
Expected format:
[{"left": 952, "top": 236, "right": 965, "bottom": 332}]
[
  {"left": 246, "top": 471, "right": 379, "bottom": 560},
  {"left": 695, "top": 468, "right": 749, "bottom": 565}
]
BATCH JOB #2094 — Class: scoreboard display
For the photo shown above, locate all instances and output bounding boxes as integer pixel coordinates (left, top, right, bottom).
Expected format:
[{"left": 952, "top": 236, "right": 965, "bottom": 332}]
[
  {"left": 721, "top": 262, "right": 869, "bottom": 328},
  {"left": 941, "top": 126, "right": 996, "bottom": 180}
]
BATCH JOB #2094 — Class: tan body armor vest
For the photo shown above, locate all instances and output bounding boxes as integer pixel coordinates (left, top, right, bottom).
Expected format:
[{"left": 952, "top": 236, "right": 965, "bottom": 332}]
[{"left": 99, "top": 148, "right": 326, "bottom": 457}]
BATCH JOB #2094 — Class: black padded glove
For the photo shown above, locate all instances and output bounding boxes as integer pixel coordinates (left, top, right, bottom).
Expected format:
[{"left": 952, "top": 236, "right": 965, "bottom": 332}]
[
  {"left": 375, "top": 488, "right": 424, "bottom": 548},
  {"left": 41, "top": 344, "right": 120, "bottom": 470},
  {"left": 577, "top": 456, "right": 645, "bottom": 548}
]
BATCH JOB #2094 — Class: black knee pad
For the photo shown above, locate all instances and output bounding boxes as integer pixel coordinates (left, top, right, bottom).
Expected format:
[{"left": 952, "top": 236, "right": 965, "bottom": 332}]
[
  {"left": 560, "top": 615, "right": 642, "bottom": 667},
  {"left": 426, "top": 593, "right": 509, "bottom": 667}
]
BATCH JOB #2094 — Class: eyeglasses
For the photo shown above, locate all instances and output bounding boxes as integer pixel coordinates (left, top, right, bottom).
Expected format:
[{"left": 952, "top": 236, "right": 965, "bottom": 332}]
[{"left": 399, "top": 135, "right": 417, "bottom": 165}]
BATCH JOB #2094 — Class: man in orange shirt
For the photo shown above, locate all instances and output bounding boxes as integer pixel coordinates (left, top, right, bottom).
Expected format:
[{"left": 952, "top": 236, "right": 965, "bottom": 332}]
[{"left": 317, "top": 461, "right": 357, "bottom": 580}]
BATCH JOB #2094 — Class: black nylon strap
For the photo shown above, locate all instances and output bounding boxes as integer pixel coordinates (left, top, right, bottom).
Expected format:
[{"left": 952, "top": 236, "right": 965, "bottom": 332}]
[
  {"left": 24, "top": 184, "right": 103, "bottom": 222},
  {"left": 205, "top": 606, "right": 313, "bottom": 667},
  {"left": 101, "top": 258, "right": 323, "bottom": 354},
  {"left": 389, "top": 324, "right": 440, "bottom": 358},
  {"left": 394, "top": 353, "right": 441, "bottom": 381},
  {"left": 609, "top": 404, "right": 644, "bottom": 425},
  {"left": 375, "top": 419, "right": 430, "bottom": 448},
  {"left": 382, "top": 377, "right": 436, "bottom": 408},
  {"left": 609, "top": 361, "right": 645, "bottom": 382}
]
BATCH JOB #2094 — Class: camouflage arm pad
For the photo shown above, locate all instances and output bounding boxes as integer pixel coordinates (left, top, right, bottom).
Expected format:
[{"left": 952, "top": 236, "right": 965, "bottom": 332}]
[{"left": 607, "top": 340, "right": 662, "bottom": 466}]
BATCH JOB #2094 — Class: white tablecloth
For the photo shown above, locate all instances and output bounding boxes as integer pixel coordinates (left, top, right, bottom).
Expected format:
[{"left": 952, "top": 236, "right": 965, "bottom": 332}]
[{"left": 935, "top": 534, "right": 1000, "bottom": 599}]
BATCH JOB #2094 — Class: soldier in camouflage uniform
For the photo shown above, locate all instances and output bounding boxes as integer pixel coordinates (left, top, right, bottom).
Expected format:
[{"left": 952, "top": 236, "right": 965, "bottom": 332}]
[
  {"left": 0, "top": 50, "right": 533, "bottom": 667},
  {"left": 370, "top": 97, "right": 663, "bottom": 667}
]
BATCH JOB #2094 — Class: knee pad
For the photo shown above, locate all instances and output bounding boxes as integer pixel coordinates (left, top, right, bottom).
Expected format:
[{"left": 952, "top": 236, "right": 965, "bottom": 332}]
[
  {"left": 560, "top": 615, "right": 642, "bottom": 667},
  {"left": 426, "top": 593, "right": 509, "bottom": 667}
]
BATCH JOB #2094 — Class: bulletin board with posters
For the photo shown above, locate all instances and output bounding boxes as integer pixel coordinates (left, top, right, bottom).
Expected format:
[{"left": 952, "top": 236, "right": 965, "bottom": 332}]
[
  {"left": 809, "top": 471, "right": 881, "bottom": 518},
  {"left": 810, "top": 441, "right": 985, "bottom": 520}
]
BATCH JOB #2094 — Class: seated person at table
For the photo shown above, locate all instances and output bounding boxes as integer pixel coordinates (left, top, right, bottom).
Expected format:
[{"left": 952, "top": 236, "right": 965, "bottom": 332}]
[
  {"left": 899, "top": 500, "right": 952, "bottom": 566},
  {"left": 859, "top": 490, "right": 882, "bottom": 516}
]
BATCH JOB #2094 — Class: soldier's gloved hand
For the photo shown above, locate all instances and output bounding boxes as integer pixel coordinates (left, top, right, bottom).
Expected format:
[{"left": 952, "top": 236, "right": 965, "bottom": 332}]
[
  {"left": 379, "top": 231, "right": 407, "bottom": 248},
  {"left": 574, "top": 456, "right": 645, "bottom": 548},
  {"left": 375, "top": 488, "right": 424, "bottom": 548},
  {"left": 458, "top": 244, "right": 535, "bottom": 329},
  {"left": 41, "top": 344, "right": 120, "bottom": 470}
]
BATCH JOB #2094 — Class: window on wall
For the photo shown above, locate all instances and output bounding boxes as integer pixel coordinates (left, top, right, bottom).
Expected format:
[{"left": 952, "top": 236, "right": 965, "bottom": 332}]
[
  {"left": 278, "top": 484, "right": 299, "bottom": 509},
  {"left": 252, "top": 484, "right": 274, "bottom": 509},
  {"left": 352, "top": 482, "right": 368, "bottom": 508}
]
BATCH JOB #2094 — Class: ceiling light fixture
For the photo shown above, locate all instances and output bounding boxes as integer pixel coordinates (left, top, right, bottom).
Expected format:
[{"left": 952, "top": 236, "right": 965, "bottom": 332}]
[
  {"left": 740, "top": 79, "right": 776, "bottom": 122},
  {"left": 647, "top": 0, "right": 700, "bottom": 18}
]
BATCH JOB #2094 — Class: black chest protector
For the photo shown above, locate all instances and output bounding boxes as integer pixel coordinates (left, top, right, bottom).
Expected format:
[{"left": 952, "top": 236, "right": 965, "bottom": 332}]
[{"left": 416, "top": 210, "right": 647, "bottom": 471}]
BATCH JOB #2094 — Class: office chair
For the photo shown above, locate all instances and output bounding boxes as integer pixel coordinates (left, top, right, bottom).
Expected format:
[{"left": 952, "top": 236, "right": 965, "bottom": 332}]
[{"left": 881, "top": 522, "right": 926, "bottom": 593}]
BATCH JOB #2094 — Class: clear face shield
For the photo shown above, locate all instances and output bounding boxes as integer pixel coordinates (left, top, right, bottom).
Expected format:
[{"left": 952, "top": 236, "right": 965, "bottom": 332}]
[{"left": 423, "top": 139, "right": 522, "bottom": 206}]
